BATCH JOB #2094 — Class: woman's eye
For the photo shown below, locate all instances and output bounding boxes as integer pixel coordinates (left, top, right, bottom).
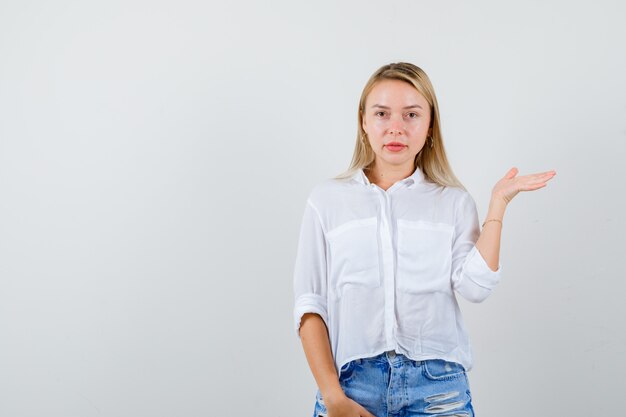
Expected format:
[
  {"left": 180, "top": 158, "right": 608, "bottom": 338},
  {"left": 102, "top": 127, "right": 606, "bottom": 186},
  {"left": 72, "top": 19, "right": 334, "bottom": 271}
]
[
  {"left": 407, "top": 112, "right": 418, "bottom": 118},
  {"left": 375, "top": 111, "right": 386, "bottom": 117}
]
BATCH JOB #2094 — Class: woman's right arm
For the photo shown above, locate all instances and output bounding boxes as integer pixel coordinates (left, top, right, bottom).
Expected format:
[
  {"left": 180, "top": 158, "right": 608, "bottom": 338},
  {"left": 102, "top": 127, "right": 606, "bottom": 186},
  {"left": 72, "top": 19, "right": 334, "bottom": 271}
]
[
  {"left": 299, "top": 313, "right": 344, "bottom": 402},
  {"left": 294, "top": 198, "right": 375, "bottom": 417},
  {"left": 300, "top": 313, "right": 375, "bottom": 417}
]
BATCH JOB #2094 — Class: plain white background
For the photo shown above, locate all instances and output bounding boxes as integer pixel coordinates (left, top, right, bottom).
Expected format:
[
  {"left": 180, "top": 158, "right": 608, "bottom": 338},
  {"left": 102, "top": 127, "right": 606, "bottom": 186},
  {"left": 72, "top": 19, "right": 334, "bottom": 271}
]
[{"left": 1, "top": 0, "right": 624, "bottom": 416}]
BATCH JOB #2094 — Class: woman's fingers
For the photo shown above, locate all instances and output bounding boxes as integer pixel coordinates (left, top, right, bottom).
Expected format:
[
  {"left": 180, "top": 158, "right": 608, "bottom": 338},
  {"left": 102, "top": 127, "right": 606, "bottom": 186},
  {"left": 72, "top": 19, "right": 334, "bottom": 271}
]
[
  {"left": 537, "top": 171, "right": 556, "bottom": 179},
  {"left": 360, "top": 407, "right": 377, "bottom": 417},
  {"left": 522, "top": 182, "right": 547, "bottom": 191},
  {"left": 522, "top": 174, "right": 555, "bottom": 189},
  {"left": 492, "top": 168, "right": 556, "bottom": 204},
  {"left": 526, "top": 177, "right": 551, "bottom": 186},
  {"left": 517, "top": 173, "right": 556, "bottom": 188},
  {"left": 526, "top": 171, "right": 556, "bottom": 180},
  {"left": 523, "top": 172, "right": 556, "bottom": 186}
]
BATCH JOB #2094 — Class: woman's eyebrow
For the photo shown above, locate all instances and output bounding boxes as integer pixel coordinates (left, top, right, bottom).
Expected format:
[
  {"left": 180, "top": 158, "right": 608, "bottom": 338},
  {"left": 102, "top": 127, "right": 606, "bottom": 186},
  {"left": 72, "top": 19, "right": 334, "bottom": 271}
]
[{"left": 371, "top": 104, "right": 423, "bottom": 110}]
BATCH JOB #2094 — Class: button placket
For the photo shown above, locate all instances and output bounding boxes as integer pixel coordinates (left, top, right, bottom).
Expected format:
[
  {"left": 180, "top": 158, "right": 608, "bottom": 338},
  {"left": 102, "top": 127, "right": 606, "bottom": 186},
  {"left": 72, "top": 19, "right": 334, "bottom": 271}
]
[{"left": 376, "top": 188, "right": 396, "bottom": 346}]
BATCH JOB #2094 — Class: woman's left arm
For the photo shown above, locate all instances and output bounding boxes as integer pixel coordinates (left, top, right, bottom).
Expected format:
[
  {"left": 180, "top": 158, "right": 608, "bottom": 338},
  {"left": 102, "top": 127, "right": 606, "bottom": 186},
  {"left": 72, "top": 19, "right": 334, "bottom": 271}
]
[{"left": 475, "top": 167, "right": 557, "bottom": 271}]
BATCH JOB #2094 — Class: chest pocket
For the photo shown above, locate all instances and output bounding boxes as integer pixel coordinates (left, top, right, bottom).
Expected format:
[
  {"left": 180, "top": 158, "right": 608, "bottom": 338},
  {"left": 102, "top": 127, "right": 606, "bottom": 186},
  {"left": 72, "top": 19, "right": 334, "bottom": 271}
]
[
  {"left": 396, "top": 219, "right": 454, "bottom": 293},
  {"left": 327, "top": 217, "right": 380, "bottom": 290}
]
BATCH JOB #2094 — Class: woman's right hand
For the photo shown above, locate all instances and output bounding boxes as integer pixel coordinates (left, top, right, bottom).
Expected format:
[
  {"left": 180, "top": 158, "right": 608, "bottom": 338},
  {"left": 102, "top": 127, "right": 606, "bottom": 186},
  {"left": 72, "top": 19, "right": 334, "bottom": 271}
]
[
  {"left": 299, "top": 314, "right": 375, "bottom": 416},
  {"left": 326, "top": 392, "right": 376, "bottom": 417}
]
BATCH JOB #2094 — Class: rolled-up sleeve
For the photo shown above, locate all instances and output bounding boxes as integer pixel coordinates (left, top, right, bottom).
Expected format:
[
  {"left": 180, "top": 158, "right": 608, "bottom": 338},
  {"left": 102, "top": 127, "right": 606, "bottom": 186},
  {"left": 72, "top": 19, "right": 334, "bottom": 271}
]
[
  {"left": 293, "top": 198, "right": 329, "bottom": 339},
  {"left": 450, "top": 192, "right": 503, "bottom": 303}
]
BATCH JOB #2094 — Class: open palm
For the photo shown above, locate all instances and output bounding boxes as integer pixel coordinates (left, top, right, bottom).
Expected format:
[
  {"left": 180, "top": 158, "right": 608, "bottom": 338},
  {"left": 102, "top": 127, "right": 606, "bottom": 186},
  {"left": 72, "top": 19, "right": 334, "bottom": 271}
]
[{"left": 493, "top": 167, "right": 557, "bottom": 204}]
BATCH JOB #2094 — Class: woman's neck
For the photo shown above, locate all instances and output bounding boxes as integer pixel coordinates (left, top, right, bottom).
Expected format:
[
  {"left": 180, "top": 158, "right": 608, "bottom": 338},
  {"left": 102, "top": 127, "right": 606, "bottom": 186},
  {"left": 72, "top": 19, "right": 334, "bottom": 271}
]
[{"left": 365, "top": 163, "right": 414, "bottom": 191}]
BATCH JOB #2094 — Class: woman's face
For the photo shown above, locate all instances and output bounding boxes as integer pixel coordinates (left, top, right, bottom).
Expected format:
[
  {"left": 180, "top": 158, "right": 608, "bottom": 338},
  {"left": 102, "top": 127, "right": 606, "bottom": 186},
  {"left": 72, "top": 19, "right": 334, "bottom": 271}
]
[{"left": 362, "top": 79, "right": 432, "bottom": 171}]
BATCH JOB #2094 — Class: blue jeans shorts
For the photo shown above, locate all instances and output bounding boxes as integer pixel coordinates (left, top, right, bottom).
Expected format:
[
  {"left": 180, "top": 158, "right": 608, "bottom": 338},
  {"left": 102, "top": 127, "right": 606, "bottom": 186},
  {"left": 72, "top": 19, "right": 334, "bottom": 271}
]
[{"left": 313, "top": 350, "right": 474, "bottom": 417}]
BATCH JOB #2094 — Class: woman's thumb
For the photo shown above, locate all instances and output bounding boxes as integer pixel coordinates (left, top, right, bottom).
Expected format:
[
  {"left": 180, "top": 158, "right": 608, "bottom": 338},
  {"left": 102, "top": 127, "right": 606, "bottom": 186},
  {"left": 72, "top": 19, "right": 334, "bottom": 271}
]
[{"left": 504, "top": 167, "right": 518, "bottom": 179}]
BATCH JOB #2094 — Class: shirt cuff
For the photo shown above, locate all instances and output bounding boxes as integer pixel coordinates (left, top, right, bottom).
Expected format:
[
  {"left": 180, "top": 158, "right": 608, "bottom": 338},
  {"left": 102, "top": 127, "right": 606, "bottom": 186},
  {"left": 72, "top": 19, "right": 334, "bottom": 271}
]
[
  {"left": 453, "top": 246, "right": 503, "bottom": 302},
  {"left": 294, "top": 293, "right": 329, "bottom": 339}
]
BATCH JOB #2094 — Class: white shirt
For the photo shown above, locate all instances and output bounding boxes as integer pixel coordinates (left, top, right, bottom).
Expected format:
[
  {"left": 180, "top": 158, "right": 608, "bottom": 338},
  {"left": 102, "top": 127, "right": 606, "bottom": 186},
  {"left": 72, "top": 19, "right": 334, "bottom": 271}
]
[{"left": 292, "top": 166, "right": 503, "bottom": 373}]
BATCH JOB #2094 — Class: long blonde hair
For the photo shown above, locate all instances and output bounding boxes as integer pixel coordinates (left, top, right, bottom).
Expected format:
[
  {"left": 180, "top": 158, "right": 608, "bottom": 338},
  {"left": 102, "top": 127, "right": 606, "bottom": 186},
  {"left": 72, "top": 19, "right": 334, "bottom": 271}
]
[{"left": 334, "top": 62, "right": 465, "bottom": 191}]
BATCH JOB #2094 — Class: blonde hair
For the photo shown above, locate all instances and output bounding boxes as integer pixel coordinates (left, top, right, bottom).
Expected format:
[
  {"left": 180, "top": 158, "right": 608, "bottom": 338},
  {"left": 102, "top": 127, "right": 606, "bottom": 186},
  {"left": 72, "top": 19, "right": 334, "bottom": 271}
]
[{"left": 334, "top": 62, "right": 466, "bottom": 191}]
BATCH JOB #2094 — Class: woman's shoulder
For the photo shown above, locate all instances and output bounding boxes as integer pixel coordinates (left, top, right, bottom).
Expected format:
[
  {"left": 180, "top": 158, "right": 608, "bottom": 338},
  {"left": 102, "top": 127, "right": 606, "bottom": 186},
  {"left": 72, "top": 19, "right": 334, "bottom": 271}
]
[
  {"left": 444, "top": 185, "right": 471, "bottom": 199},
  {"left": 304, "top": 176, "right": 356, "bottom": 209},
  {"left": 439, "top": 186, "right": 478, "bottom": 215},
  {"left": 425, "top": 184, "right": 475, "bottom": 216},
  {"left": 429, "top": 182, "right": 471, "bottom": 200}
]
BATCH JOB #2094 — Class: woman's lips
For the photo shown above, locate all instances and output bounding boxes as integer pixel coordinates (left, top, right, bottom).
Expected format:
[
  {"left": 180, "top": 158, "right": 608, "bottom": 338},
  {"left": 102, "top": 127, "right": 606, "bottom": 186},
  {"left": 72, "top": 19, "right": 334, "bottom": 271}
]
[{"left": 386, "top": 144, "right": 406, "bottom": 152}]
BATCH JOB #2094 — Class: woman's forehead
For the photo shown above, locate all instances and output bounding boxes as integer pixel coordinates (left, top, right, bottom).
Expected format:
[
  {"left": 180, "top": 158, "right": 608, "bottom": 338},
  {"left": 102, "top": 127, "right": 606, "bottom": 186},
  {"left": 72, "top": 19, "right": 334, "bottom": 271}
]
[{"left": 366, "top": 79, "right": 428, "bottom": 108}]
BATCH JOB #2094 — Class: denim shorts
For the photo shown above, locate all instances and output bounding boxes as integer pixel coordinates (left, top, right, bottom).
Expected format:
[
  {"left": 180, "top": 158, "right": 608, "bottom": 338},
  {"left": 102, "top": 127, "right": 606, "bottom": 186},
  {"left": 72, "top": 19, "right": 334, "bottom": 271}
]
[{"left": 313, "top": 350, "right": 474, "bottom": 417}]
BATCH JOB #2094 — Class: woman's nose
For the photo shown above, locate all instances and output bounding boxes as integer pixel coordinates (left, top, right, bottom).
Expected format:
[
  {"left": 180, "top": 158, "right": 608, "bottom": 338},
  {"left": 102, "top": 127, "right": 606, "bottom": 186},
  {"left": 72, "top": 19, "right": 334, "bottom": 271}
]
[{"left": 388, "top": 117, "right": 404, "bottom": 135}]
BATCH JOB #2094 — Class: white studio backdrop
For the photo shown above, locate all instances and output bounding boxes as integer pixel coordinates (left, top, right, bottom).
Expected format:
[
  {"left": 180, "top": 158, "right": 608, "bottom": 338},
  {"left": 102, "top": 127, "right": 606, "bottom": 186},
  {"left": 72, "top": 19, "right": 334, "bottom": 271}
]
[{"left": 0, "top": 0, "right": 624, "bottom": 416}]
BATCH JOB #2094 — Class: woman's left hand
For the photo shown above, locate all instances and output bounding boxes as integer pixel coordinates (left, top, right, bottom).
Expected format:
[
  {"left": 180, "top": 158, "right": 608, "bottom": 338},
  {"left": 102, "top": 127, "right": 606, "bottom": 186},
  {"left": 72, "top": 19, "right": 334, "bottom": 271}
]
[{"left": 492, "top": 167, "right": 557, "bottom": 204}]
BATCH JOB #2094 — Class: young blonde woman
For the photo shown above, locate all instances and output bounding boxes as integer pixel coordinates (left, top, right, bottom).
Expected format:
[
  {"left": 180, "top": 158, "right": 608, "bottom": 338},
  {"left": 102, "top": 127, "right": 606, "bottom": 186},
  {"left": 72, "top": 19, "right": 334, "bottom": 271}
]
[{"left": 293, "top": 62, "right": 556, "bottom": 417}]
